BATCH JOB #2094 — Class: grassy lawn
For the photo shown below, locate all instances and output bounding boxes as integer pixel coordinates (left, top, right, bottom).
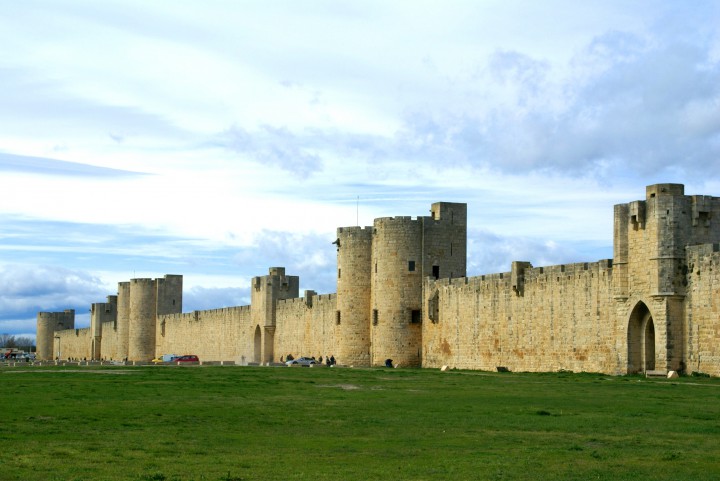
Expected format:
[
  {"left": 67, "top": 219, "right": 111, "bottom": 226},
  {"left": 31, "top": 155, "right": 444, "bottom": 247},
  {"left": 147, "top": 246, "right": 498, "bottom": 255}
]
[{"left": 1, "top": 365, "right": 719, "bottom": 481}]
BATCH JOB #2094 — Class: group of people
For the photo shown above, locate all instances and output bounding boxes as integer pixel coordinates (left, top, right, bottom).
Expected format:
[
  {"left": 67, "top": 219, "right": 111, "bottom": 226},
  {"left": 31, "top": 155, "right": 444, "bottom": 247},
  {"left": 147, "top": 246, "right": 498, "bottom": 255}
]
[
  {"left": 321, "top": 355, "right": 336, "bottom": 366},
  {"left": 280, "top": 354, "right": 336, "bottom": 365}
]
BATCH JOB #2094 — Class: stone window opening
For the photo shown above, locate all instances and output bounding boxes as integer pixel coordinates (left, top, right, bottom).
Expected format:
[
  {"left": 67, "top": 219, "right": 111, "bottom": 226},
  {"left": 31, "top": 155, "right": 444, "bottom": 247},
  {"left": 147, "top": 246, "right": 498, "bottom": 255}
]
[
  {"left": 372, "top": 309, "right": 379, "bottom": 325},
  {"left": 428, "top": 291, "right": 439, "bottom": 323},
  {"left": 336, "top": 311, "right": 341, "bottom": 325},
  {"left": 408, "top": 260, "right": 415, "bottom": 272},
  {"left": 410, "top": 309, "right": 421, "bottom": 324},
  {"left": 338, "top": 268, "right": 341, "bottom": 279},
  {"left": 698, "top": 211, "right": 710, "bottom": 227}
]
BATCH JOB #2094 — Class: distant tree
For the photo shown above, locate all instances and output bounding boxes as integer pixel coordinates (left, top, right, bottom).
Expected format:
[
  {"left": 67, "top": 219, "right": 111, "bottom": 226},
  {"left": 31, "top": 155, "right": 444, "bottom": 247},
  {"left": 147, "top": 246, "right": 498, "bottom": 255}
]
[
  {"left": 0, "top": 334, "right": 34, "bottom": 350},
  {"left": 0, "top": 333, "right": 15, "bottom": 348},
  {"left": 14, "top": 336, "right": 35, "bottom": 350}
]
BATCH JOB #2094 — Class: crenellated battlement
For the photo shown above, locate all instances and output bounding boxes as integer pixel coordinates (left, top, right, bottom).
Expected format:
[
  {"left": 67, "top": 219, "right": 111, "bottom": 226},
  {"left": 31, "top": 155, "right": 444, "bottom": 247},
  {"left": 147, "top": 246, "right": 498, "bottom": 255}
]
[{"left": 35, "top": 184, "right": 720, "bottom": 376}]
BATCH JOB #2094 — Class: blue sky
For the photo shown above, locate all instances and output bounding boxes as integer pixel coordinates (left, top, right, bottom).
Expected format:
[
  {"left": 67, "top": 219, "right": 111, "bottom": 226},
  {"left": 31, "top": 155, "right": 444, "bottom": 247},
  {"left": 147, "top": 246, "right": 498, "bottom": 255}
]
[{"left": 1, "top": 1, "right": 719, "bottom": 339}]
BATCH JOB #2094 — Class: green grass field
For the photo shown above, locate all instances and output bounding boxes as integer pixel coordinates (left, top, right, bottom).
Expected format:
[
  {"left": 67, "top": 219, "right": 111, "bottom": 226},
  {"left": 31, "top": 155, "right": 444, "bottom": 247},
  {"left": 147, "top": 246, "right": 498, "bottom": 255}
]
[{"left": 1, "top": 365, "right": 719, "bottom": 481}]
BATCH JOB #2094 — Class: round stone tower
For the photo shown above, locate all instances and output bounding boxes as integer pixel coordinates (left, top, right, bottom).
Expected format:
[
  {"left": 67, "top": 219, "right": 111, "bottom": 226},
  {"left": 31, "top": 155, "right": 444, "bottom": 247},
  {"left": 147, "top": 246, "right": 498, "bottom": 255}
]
[
  {"left": 128, "top": 278, "right": 156, "bottom": 361},
  {"left": 116, "top": 281, "right": 130, "bottom": 360},
  {"left": 335, "top": 226, "right": 373, "bottom": 366},
  {"left": 36, "top": 310, "right": 75, "bottom": 360},
  {"left": 370, "top": 216, "right": 424, "bottom": 367}
]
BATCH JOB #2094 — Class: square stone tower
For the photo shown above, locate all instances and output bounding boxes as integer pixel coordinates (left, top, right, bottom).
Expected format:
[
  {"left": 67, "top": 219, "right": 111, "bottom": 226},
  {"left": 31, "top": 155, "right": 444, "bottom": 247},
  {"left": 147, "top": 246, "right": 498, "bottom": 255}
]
[{"left": 613, "top": 184, "right": 720, "bottom": 373}]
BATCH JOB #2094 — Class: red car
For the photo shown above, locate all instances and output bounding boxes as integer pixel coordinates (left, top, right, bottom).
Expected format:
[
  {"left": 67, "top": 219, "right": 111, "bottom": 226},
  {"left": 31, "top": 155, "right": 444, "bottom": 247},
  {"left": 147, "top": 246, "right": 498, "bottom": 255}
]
[{"left": 174, "top": 355, "right": 199, "bottom": 363}]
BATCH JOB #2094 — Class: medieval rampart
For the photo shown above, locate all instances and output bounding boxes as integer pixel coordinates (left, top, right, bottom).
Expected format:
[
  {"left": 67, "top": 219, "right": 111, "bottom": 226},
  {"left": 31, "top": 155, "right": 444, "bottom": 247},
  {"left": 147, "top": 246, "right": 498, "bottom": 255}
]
[
  {"left": 685, "top": 244, "right": 720, "bottom": 376},
  {"left": 156, "top": 306, "right": 252, "bottom": 363},
  {"left": 99, "top": 320, "right": 122, "bottom": 360},
  {"left": 274, "top": 293, "right": 337, "bottom": 361},
  {"left": 53, "top": 327, "right": 92, "bottom": 360},
  {"left": 34, "top": 184, "right": 720, "bottom": 377},
  {"left": 423, "top": 260, "right": 617, "bottom": 373}
]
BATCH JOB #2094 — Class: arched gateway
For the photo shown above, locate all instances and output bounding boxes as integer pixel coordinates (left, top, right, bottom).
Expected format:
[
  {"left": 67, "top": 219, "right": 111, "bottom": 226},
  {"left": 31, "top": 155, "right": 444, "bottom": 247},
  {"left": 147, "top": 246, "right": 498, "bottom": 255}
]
[
  {"left": 253, "top": 325, "right": 262, "bottom": 364},
  {"left": 627, "top": 302, "right": 656, "bottom": 374}
]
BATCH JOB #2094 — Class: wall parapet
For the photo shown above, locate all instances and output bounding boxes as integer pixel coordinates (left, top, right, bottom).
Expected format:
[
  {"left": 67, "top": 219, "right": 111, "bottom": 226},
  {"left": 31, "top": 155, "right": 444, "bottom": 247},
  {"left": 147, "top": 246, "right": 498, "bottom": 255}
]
[
  {"left": 160, "top": 304, "right": 251, "bottom": 323},
  {"left": 686, "top": 243, "right": 720, "bottom": 256}
]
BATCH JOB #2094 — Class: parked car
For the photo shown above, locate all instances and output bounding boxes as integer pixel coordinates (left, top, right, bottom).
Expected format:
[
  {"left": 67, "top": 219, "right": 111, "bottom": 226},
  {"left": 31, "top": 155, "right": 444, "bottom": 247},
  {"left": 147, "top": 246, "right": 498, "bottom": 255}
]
[
  {"left": 174, "top": 355, "right": 199, "bottom": 363},
  {"left": 153, "top": 354, "right": 178, "bottom": 364},
  {"left": 285, "top": 357, "right": 316, "bottom": 366}
]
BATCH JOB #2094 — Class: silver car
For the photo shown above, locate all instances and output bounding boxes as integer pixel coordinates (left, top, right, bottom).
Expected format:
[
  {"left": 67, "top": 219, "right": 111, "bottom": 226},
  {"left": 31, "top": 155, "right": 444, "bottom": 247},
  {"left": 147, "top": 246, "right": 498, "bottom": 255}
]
[{"left": 285, "top": 357, "right": 316, "bottom": 366}]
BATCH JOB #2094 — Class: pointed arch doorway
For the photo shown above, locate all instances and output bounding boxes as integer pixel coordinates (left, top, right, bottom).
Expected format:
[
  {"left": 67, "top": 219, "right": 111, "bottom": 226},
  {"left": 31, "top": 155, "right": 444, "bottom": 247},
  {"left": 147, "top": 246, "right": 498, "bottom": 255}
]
[
  {"left": 253, "top": 325, "right": 262, "bottom": 364},
  {"left": 627, "top": 302, "right": 656, "bottom": 374}
]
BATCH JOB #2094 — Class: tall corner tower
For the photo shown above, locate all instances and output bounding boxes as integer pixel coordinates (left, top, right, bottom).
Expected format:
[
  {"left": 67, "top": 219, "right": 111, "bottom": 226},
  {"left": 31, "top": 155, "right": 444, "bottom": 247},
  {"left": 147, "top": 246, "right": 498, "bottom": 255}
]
[
  {"left": 335, "top": 226, "right": 373, "bottom": 366},
  {"left": 116, "top": 281, "right": 131, "bottom": 360},
  {"left": 425, "top": 202, "right": 467, "bottom": 280},
  {"left": 128, "top": 278, "right": 157, "bottom": 361},
  {"left": 369, "top": 202, "right": 467, "bottom": 367},
  {"left": 36, "top": 309, "right": 75, "bottom": 360},
  {"left": 156, "top": 274, "right": 183, "bottom": 316},
  {"left": 370, "top": 215, "right": 423, "bottom": 367},
  {"left": 127, "top": 275, "right": 183, "bottom": 361}
]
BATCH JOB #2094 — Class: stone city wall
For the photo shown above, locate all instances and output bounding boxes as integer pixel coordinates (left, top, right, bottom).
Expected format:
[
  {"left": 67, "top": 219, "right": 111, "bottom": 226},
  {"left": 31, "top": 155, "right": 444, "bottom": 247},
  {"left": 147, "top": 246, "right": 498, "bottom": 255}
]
[
  {"left": 274, "top": 293, "right": 338, "bottom": 362},
  {"left": 53, "top": 328, "right": 92, "bottom": 361},
  {"left": 99, "top": 321, "right": 123, "bottom": 361},
  {"left": 156, "top": 306, "right": 252, "bottom": 363},
  {"left": 423, "top": 260, "right": 618, "bottom": 373},
  {"left": 685, "top": 244, "right": 720, "bottom": 376}
]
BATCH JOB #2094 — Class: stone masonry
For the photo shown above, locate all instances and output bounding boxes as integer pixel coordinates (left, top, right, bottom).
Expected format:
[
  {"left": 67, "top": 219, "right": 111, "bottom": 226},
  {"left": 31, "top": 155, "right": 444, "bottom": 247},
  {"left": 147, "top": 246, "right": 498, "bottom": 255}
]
[{"left": 36, "top": 184, "right": 720, "bottom": 376}]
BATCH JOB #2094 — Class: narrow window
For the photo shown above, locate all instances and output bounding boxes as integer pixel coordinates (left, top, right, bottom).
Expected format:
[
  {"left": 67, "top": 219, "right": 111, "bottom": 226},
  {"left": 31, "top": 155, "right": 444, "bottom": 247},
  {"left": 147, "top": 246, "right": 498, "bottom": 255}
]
[
  {"left": 410, "top": 309, "right": 421, "bottom": 324},
  {"left": 450, "top": 243, "right": 453, "bottom": 256},
  {"left": 338, "top": 268, "right": 341, "bottom": 279},
  {"left": 699, "top": 211, "right": 710, "bottom": 226},
  {"left": 408, "top": 260, "right": 415, "bottom": 272},
  {"left": 375, "top": 262, "right": 377, "bottom": 273},
  {"left": 428, "top": 291, "right": 439, "bottom": 323},
  {"left": 432, "top": 265, "right": 440, "bottom": 279},
  {"left": 336, "top": 311, "right": 341, "bottom": 325},
  {"left": 372, "top": 309, "right": 379, "bottom": 325}
]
